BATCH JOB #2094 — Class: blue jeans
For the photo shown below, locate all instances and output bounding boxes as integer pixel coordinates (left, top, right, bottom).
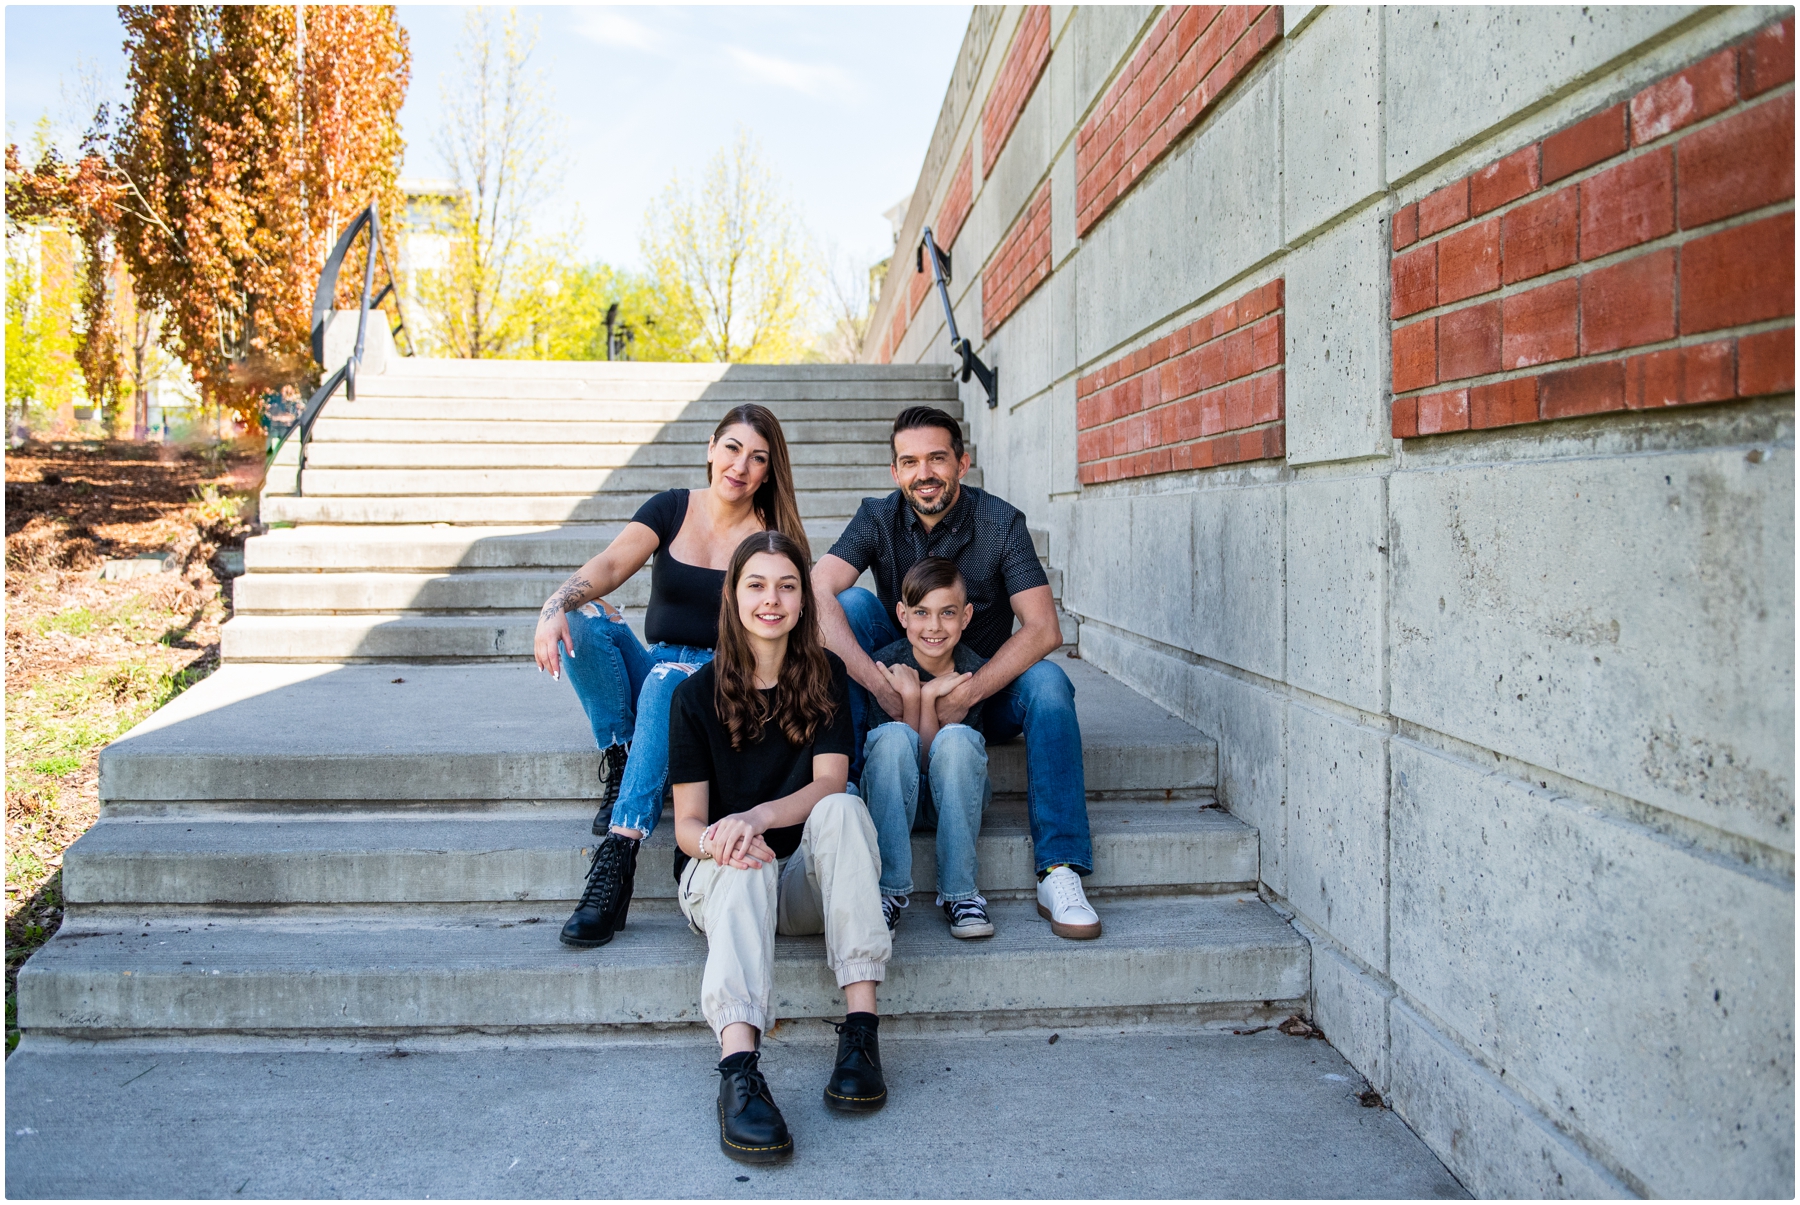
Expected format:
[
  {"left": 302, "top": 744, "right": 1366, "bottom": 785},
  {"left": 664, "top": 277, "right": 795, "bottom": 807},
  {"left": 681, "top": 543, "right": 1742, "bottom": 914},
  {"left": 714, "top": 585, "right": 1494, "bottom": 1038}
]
[
  {"left": 561, "top": 604, "right": 712, "bottom": 837},
  {"left": 860, "top": 721, "right": 991, "bottom": 900},
  {"left": 837, "top": 587, "right": 1093, "bottom": 876}
]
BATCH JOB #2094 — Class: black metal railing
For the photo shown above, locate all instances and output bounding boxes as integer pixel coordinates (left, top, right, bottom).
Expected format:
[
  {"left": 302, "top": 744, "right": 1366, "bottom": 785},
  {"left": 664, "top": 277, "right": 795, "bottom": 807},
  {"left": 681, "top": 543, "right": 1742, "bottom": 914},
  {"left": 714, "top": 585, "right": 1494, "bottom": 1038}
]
[
  {"left": 919, "top": 227, "right": 998, "bottom": 408},
  {"left": 268, "top": 203, "right": 409, "bottom": 470}
]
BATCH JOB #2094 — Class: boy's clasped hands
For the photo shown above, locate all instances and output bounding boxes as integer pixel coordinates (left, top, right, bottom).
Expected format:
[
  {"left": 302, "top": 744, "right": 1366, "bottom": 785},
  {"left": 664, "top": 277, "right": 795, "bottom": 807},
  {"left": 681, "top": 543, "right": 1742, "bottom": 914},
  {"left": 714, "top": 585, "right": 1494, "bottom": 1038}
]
[{"left": 876, "top": 660, "right": 971, "bottom": 735}]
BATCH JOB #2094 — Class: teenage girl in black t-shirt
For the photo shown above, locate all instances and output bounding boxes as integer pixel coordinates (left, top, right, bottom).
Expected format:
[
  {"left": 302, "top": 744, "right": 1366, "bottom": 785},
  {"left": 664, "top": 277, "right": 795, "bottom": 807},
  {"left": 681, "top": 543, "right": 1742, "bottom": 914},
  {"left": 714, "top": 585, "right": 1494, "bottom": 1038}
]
[
  {"left": 531, "top": 404, "right": 808, "bottom": 951},
  {"left": 666, "top": 531, "right": 892, "bottom": 1164}
]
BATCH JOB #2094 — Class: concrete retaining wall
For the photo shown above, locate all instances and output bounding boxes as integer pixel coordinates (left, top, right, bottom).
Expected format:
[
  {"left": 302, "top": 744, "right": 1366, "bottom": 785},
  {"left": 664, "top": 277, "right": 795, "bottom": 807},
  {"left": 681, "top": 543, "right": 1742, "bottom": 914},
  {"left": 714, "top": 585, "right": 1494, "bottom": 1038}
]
[{"left": 867, "top": 6, "right": 1794, "bottom": 1196}]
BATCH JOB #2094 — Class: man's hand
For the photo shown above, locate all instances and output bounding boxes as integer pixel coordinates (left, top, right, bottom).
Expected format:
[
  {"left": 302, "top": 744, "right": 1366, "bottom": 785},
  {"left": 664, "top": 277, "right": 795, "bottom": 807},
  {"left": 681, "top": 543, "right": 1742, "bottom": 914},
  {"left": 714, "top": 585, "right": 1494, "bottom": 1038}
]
[
  {"left": 919, "top": 671, "right": 968, "bottom": 702},
  {"left": 932, "top": 673, "right": 983, "bottom": 725},
  {"left": 867, "top": 664, "right": 907, "bottom": 720}
]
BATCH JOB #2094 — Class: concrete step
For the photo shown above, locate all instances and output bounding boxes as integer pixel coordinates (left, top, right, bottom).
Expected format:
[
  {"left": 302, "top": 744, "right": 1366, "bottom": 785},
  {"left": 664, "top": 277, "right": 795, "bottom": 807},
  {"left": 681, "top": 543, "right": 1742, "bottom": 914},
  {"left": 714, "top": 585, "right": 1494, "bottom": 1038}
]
[
  {"left": 364, "top": 359, "right": 955, "bottom": 384},
  {"left": 234, "top": 564, "right": 1059, "bottom": 618},
  {"left": 238, "top": 522, "right": 1040, "bottom": 578},
  {"left": 223, "top": 604, "right": 1071, "bottom": 661},
  {"left": 215, "top": 611, "right": 624, "bottom": 661},
  {"left": 345, "top": 375, "right": 956, "bottom": 401},
  {"left": 242, "top": 524, "right": 855, "bottom": 573},
  {"left": 295, "top": 464, "right": 912, "bottom": 498},
  {"left": 62, "top": 800, "right": 1257, "bottom": 906},
  {"left": 261, "top": 490, "right": 879, "bottom": 526},
  {"left": 219, "top": 611, "right": 621, "bottom": 660},
  {"left": 1, "top": 1030, "right": 1463, "bottom": 1200},
  {"left": 306, "top": 417, "right": 948, "bottom": 446},
  {"left": 299, "top": 440, "right": 902, "bottom": 469},
  {"left": 97, "top": 660, "right": 1216, "bottom": 806},
  {"left": 320, "top": 397, "right": 955, "bottom": 423},
  {"left": 16, "top": 893, "right": 1306, "bottom": 1037},
  {"left": 233, "top": 569, "right": 648, "bottom": 615}
]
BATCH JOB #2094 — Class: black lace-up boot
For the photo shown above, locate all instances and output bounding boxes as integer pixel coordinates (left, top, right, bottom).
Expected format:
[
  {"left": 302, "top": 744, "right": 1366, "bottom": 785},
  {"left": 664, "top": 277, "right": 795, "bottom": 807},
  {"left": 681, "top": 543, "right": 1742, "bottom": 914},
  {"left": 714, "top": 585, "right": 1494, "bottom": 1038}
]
[
  {"left": 558, "top": 832, "right": 638, "bottom": 948},
  {"left": 823, "top": 1012, "right": 887, "bottom": 1112},
  {"left": 717, "top": 1050, "right": 793, "bottom": 1163},
  {"left": 591, "top": 743, "right": 629, "bottom": 836}
]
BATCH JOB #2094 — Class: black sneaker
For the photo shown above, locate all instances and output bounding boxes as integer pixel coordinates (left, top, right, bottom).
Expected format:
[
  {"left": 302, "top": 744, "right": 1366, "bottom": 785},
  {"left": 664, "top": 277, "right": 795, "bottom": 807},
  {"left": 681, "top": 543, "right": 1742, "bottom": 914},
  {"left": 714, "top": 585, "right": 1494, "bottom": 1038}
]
[
  {"left": 559, "top": 832, "right": 638, "bottom": 948},
  {"left": 881, "top": 893, "right": 907, "bottom": 931},
  {"left": 717, "top": 1051, "right": 793, "bottom": 1163},
  {"left": 823, "top": 1013, "right": 887, "bottom": 1113},
  {"left": 942, "top": 894, "right": 995, "bottom": 939},
  {"left": 591, "top": 743, "right": 629, "bottom": 836}
]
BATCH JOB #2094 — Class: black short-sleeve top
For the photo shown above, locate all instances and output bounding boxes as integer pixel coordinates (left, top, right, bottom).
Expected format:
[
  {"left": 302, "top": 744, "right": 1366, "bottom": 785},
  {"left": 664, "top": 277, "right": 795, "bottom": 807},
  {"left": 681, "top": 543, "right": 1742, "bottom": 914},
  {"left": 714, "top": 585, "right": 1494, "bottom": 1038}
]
[
  {"left": 665, "top": 652, "right": 855, "bottom": 880},
  {"left": 825, "top": 485, "right": 1049, "bottom": 659},
  {"left": 630, "top": 489, "right": 726, "bottom": 649}
]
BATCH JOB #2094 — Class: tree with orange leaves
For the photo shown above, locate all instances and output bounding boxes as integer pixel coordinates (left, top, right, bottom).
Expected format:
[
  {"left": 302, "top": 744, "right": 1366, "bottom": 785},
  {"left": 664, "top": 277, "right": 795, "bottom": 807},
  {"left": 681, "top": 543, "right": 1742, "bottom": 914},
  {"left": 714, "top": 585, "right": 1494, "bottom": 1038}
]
[{"left": 113, "top": 5, "right": 409, "bottom": 419}]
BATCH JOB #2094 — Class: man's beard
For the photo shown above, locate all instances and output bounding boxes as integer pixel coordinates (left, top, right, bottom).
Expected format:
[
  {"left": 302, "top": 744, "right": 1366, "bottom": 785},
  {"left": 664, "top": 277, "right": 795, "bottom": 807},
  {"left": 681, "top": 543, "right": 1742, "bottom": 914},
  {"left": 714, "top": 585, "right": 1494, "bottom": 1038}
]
[{"left": 904, "top": 476, "right": 957, "bottom": 515}]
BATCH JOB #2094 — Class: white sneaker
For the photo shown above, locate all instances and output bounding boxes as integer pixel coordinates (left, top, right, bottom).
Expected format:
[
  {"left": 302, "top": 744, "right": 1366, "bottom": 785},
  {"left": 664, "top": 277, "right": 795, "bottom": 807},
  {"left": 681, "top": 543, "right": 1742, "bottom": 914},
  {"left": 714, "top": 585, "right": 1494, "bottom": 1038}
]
[{"left": 1036, "top": 866, "right": 1101, "bottom": 940}]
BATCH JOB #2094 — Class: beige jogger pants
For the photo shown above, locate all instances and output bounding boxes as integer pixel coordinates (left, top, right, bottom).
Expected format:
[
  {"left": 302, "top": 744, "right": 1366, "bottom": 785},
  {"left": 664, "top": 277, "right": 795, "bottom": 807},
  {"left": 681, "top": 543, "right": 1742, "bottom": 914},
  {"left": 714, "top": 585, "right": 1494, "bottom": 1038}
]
[{"left": 676, "top": 792, "right": 891, "bottom": 1038}]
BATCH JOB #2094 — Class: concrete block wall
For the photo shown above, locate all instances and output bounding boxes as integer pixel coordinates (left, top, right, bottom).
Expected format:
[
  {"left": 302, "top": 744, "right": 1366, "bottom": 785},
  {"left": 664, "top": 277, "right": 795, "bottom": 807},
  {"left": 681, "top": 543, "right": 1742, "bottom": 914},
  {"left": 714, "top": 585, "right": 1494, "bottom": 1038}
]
[{"left": 866, "top": 6, "right": 1794, "bottom": 1197}]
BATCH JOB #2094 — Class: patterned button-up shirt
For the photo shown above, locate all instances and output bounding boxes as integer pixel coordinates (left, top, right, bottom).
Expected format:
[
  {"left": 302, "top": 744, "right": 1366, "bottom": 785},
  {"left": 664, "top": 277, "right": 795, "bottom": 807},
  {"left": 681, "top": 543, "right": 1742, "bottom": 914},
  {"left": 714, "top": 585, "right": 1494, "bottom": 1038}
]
[{"left": 827, "top": 484, "right": 1049, "bottom": 659}]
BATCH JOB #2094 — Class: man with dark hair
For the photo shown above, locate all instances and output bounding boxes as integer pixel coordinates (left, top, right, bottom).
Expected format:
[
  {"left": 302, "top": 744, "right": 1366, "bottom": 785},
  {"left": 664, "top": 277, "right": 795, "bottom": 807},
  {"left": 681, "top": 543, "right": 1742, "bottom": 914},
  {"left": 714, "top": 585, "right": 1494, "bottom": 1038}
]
[{"left": 812, "top": 406, "right": 1100, "bottom": 940}]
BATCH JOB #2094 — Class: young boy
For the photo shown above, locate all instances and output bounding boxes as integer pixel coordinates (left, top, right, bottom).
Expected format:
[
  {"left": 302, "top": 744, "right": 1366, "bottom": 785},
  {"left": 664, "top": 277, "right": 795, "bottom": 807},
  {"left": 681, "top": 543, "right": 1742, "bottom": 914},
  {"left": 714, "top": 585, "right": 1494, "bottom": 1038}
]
[{"left": 858, "top": 557, "right": 994, "bottom": 939}]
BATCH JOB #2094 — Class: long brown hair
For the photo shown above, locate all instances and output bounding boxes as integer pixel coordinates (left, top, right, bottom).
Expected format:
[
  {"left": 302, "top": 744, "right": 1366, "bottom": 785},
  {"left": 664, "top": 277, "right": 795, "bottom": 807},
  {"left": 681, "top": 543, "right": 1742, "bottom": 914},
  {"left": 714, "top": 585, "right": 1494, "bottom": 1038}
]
[
  {"left": 707, "top": 404, "right": 810, "bottom": 560},
  {"left": 713, "top": 531, "right": 839, "bottom": 750}
]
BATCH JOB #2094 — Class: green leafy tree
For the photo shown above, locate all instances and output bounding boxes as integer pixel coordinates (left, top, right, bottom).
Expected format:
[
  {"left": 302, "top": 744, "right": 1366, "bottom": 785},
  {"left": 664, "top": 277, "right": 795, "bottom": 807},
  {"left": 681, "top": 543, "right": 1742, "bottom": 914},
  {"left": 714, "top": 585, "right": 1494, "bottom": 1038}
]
[
  {"left": 640, "top": 128, "right": 816, "bottom": 362},
  {"left": 507, "top": 256, "right": 685, "bottom": 362}
]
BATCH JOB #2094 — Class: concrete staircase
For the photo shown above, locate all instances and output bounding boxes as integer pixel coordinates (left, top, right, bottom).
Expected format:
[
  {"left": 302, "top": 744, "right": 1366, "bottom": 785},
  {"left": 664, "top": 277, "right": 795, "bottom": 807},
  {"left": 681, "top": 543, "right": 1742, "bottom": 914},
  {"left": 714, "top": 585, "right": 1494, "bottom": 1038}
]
[{"left": 17, "top": 359, "right": 1307, "bottom": 1046}]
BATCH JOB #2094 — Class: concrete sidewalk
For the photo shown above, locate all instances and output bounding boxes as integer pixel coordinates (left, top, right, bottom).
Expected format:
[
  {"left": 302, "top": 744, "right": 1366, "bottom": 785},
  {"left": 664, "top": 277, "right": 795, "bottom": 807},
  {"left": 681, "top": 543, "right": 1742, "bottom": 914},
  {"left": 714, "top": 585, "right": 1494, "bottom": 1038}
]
[{"left": 5, "top": 1025, "right": 1465, "bottom": 1199}]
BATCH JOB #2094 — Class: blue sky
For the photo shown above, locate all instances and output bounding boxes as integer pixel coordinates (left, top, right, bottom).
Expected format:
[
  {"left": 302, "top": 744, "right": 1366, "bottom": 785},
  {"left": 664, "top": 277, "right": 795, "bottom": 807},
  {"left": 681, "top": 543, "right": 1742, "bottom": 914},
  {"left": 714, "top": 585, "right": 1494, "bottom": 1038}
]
[{"left": 5, "top": 4, "right": 971, "bottom": 270}]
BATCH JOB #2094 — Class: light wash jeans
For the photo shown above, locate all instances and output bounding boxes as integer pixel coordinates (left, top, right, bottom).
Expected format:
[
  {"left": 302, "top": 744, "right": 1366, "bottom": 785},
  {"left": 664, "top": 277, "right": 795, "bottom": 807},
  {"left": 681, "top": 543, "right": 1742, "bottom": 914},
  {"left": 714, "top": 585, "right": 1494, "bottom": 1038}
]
[
  {"left": 560, "top": 603, "right": 712, "bottom": 837},
  {"left": 838, "top": 586, "right": 1093, "bottom": 875},
  {"left": 859, "top": 721, "right": 991, "bottom": 901}
]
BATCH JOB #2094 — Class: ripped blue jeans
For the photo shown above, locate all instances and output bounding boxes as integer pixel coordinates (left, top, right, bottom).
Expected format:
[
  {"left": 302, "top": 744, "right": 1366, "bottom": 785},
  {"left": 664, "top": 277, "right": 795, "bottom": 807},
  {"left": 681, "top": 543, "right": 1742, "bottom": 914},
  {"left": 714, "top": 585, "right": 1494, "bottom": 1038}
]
[{"left": 560, "top": 604, "right": 712, "bottom": 837}]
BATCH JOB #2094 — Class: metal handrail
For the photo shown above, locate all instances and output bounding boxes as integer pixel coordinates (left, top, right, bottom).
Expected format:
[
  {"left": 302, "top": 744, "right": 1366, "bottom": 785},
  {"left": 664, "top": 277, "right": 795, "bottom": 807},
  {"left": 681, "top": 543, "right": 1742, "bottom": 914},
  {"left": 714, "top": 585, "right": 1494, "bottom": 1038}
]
[
  {"left": 918, "top": 227, "right": 998, "bottom": 408},
  {"left": 269, "top": 202, "right": 408, "bottom": 472}
]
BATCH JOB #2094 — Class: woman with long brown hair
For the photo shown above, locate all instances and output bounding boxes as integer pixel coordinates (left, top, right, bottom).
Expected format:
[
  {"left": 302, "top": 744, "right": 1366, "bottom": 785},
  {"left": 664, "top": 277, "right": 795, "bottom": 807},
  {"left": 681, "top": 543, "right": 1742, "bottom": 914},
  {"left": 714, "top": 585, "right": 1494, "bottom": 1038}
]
[
  {"left": 666, "top": 530, "right": 890, "bottom": 1163},
  {"left": 533, "top": 404, "right": 808, "bottom": 951}
]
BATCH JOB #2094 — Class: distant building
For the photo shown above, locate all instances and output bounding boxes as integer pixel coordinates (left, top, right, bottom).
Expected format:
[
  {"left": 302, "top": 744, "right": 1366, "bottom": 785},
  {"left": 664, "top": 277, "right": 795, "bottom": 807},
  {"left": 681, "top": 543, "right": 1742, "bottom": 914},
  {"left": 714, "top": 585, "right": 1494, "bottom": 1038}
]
[
  {"left": 395, "top": 178, "right": 468, "bottom": 350},
  {"left": 4, "top": 223, "right": 200, "bottom": 440}
]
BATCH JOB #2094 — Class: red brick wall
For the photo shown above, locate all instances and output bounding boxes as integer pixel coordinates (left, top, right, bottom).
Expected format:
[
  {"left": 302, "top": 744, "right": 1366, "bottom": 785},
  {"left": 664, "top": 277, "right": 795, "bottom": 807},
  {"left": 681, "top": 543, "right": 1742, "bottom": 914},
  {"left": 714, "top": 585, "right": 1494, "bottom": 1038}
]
[
  {"left": 1076, "top": 6, "right": 1280, "bottom": 238},
  {"left": 937, "top": 145, "right": 975, "bottom": 251},
  {"left": 1391, "top": 18, "right": 1795, "bottom": 439},
  {"left": 982, "top": 6, "right": 1052, "bottom": 179},
  {"left": 983, "top": 181, "right": 1052, "bottom": 338},
  {"left": 1076, "top": 279, "right": 1285, "bottom": 483},
  {"left": 907, "top": 146, "right": 977, "bottom": 323}
]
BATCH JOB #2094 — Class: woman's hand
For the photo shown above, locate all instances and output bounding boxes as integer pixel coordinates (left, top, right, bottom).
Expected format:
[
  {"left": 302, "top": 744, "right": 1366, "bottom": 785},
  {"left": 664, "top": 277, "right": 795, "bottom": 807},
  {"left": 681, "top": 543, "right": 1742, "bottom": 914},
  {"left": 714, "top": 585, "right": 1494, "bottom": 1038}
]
[
  {"left": 534, "top": 609, "right": 573, "bottom": 677},
  {"left": 707, "top": 811, "right": 774, "bottom": 870}
]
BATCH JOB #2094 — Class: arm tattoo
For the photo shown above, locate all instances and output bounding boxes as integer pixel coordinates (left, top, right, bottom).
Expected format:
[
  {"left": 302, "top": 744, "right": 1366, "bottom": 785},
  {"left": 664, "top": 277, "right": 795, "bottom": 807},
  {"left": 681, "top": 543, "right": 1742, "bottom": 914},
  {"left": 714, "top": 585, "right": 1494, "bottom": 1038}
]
[{"left": 540, "top": 575, "right": 594, "bottom": 621}]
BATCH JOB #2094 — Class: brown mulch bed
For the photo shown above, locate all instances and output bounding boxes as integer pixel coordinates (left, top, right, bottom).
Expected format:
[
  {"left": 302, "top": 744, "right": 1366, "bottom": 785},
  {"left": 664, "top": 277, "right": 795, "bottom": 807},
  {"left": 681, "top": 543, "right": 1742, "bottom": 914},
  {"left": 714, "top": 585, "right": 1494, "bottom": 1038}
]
[{"left": 4, "top": 438, "right": 261, "bottom": 1053}]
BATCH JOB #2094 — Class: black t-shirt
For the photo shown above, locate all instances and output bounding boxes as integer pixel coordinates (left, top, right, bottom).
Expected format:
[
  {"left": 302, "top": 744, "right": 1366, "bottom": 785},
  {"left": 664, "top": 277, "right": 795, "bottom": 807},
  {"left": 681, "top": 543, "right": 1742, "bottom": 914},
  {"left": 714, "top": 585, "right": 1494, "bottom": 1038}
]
[
  {"left": 630, "top": 490, "right": 727, "bottom": 649},
  {"left": 666, "top": 651, "right": 855, "bottom": 879}
]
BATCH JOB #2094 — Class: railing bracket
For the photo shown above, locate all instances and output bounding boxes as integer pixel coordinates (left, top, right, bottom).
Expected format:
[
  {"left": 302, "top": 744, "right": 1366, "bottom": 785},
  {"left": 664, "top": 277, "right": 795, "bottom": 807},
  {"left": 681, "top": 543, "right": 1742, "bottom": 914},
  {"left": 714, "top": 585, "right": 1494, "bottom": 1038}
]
[{"left": 920, "top": 227, "right": 999, "bottom": 409}]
